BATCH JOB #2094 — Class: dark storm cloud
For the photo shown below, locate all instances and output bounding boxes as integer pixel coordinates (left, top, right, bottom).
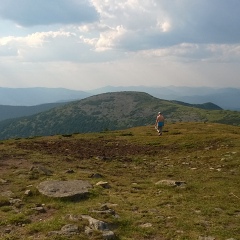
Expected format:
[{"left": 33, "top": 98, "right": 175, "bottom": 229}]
[{"left": 0, "top": 0, "right": 99, "bottom": 26}]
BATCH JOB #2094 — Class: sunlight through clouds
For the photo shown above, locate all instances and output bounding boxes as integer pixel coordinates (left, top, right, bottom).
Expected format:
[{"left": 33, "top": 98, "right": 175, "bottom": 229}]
[{"left": 0, "top": 0, "right": 240, "bottom": 89}]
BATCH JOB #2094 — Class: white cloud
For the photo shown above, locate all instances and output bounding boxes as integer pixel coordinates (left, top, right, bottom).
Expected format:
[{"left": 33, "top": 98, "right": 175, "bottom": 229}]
[
  {"left": 0, "top": 31, "right": 76, "bottom": 61},
  {"left": 1, "top": 0, "right": 240, "bottom": 90}
]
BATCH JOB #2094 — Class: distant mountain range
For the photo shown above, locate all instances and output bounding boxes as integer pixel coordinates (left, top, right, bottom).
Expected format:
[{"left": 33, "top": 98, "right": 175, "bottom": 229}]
[
  {"left": 0, "top": 87, "right": 90, "bottom": 106},
  {"left": 0, "top": 86, "right": 239, "bottom": 110},
  {"left": 0, "top": 102, "right": 68, "bottom": 122},
  {"left": 0, "top": 91, "right": 239, "bottom": 140}
]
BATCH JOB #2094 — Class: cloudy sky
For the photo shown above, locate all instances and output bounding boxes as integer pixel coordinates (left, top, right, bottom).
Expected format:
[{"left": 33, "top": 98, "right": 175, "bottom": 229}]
[{"left": 0, "top": 0, "right": 240, "bottom": 90}]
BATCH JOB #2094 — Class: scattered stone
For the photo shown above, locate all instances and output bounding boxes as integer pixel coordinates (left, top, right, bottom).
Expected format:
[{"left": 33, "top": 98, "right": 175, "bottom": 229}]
[
  {"left": 198, "top": 236, "right": 215, "bottom": 240},
  {"left": 0, "top": 179, "right": 8, "bottom": 184},
  {"left": 37, "top": 180, "right": 92, "bottom": 199},
  {"left": 85, "top": 226, "right": 94, "bottom": 235},
  {"left": 31, "top": 206, "right": 46, "bottom": 213},
  {"left": 24, "top": 189, "right": 32, "bottom": 196},
  {"left": 91, "top": 205, "right": 116, "bottom": 216},
  {"left": 90, "top": 173, "right": 103, "bottom": 178},
  {"left": 65, "top": 214, "right": 82, "bottom": 222},
  {"left": 101, "top": 203, "right": 118, "bottom": 209},
  {"left": 9, "top": 198, "right": 22, "bottom": 205},
  {"left": 140, "top": 223, "right": 153, "bottom": 228},
  {"left": 155, "top": 180, "right": 186, "bottom": 187},
  {"left": 82, "top": 215, "right": 116, "bottom": 239},
  {"left": 30, "top": 165, "right": 53, "bottom": 176},
  {"left": 82, "top": 215, "right": 108, "bottom": 231},
  {"left": 96, "top": 181, "right": 111, "bottom": 189},
  {"left": 61, "top": 224, "right": 79, "bottom": 235},
  {"left": 102, "top": 230, "right": 116, "bottom": 239},
  {"left": 48, "top": 224, "right": 80, "bottom": 236},
  {"left": 65, "top": 169, "right": 75, "bottom": 174}
]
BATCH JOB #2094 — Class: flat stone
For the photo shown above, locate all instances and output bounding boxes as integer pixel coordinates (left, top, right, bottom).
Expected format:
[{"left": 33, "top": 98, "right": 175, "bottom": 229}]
[
  {"left": 155, "top": 180, "right": 186, "bottom": 187},
  {"left": 37, "top": 180, "right": 92, "bottom": 199},
  {"left": 198, "top": 237, "right": 215, "bottom": 240},
  {"left": 96, "top": 181, "right": 111, "bottom": 188}
]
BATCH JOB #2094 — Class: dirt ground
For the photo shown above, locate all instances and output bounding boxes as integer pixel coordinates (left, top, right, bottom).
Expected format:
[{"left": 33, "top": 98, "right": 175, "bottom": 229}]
[{"left": 15, "top": 138, "right": 164, "bottom": 159}]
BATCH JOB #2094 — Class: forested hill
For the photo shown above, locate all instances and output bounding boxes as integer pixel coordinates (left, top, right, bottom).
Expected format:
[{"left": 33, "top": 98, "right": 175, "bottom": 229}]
[{"left": 0, "top": 91, "right": 239, "bottom": 140}]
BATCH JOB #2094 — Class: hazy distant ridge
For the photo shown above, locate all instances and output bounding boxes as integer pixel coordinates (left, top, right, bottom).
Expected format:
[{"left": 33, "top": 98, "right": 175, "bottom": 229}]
[
  {"left": 0, "top": 86, "right": 239, "bottom": 110},
  {"left": 0, "top": 87, "right": 90, "bottom": 106}
]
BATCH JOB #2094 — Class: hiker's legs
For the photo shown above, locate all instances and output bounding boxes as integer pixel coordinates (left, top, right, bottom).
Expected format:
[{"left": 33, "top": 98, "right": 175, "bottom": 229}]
[{"left": 158, "top": 126, "right": 163, "bottom": 135}]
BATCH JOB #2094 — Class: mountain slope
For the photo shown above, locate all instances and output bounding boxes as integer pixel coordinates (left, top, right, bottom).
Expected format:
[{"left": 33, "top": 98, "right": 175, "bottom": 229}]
[{"left": 0, "top": 91, "right": 239, "bottom": 140}]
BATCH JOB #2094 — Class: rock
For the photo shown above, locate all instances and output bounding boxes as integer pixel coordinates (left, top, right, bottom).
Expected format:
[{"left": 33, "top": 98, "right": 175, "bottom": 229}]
[
  {"left": 82, "top": 215, "right": 109, "bottom": 231},
  {"left": 24, "top": 189, "right": 32, "bottom": 196},
  {"left": 9, "top": 198, "right": 22, "bottom": 205},
  {"left": 61, "top": 224, "right": 79, "bottom": 235},
  {"left": 140, "top": 223, "right": 153, "bottom": 228},
  {"left": 31, "top": 206, "right": 46, "bottom": 213},
  {"left": 96, "top": 181, "right": 111, "bottom": 189},
  {"left": 92, "top": 208, "right": 116, "bottom": 215},
  {"left": 65, "top": 169, "right": 75, "bottom": 174},
  {"left": 90, "top": 173, "right": 103, "bottom": 178},
  {"left": 30, "top": 165, "right": 53, "bottom": 176},
  {"left": 48, "top": 224, "right": 79, "bottom": 236},
  {"left": 82, "top": 215, "right": 116, "bottom": 239},
  {"left": 37, "top": 180, "right": 92, "bottom": 199},
  {"left": 65, "top": 214, "right": 82, "bottom": 222},
  {"left": 198, "top": 237, "right": 215, "bottom": 240},
  {"left": 90, "top": 204, "right": 116, "bottom": 215},
  {"left": 155, "top": 180, "right": 186, "bottom": 187},
  {"left": 0, "top": 179, "right": 8, "bottom": 184},
  {"left": 85, "top": 226, "right": 94, "bottom": 235},
  {"left": 102, "top": 230, "right": 116, "bottom": 239}
]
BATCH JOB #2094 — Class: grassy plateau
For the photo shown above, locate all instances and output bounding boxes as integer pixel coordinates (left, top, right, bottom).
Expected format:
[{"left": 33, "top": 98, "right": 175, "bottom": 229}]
[{"left": 0, "top": 122, "right": 239, "bottom": 239}]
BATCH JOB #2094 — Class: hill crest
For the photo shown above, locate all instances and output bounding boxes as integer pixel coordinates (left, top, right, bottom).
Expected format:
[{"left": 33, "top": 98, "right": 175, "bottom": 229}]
[{"left": 0, "top": 91, "right": 239, "bottom": 140}]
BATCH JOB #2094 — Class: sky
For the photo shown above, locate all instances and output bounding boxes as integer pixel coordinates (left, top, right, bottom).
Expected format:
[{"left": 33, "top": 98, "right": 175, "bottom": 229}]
[{"left": 0, "top": 0, "right": 240, "bottom": 90}]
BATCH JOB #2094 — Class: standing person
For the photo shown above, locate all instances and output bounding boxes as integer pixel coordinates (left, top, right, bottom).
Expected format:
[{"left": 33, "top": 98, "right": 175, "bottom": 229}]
[{"left": 155, "top": 112, "right": 165, "bottom": 136}]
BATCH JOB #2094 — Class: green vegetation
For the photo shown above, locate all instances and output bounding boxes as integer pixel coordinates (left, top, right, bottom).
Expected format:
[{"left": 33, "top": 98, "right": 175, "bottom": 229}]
[{"left": 0, "top": 122, "right": 239, "bottom": 239}]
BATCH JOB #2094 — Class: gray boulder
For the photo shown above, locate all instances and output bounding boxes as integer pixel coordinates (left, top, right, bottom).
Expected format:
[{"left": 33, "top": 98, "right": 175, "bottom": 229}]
[{"left": 37, "top": 180, "right": 92, "bottom": 199}]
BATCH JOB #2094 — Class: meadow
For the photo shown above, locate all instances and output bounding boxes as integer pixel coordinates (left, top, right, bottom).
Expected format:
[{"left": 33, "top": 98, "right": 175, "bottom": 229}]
[{"left": 0, "top": 122, "right": 239, "bottom": 239}]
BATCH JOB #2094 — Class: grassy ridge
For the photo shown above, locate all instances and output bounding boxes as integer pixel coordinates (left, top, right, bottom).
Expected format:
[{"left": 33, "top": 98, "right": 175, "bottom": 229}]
[{"left": 0, "top": 122, "right": 240, "bottom": 239}]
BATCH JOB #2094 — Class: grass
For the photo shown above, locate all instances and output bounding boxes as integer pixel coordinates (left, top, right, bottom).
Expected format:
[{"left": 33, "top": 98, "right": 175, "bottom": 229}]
[{"left": 0, "top": 122, "right": 240, "bottom": 239}]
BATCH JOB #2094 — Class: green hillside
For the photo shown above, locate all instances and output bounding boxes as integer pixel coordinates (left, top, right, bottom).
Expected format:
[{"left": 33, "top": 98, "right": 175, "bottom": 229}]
[
  {"left": 0, "top": 123, "right": 239, "bottom": 239},
  {"left": 0, "top": 91, "right": 239, "bottom": 140}
]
